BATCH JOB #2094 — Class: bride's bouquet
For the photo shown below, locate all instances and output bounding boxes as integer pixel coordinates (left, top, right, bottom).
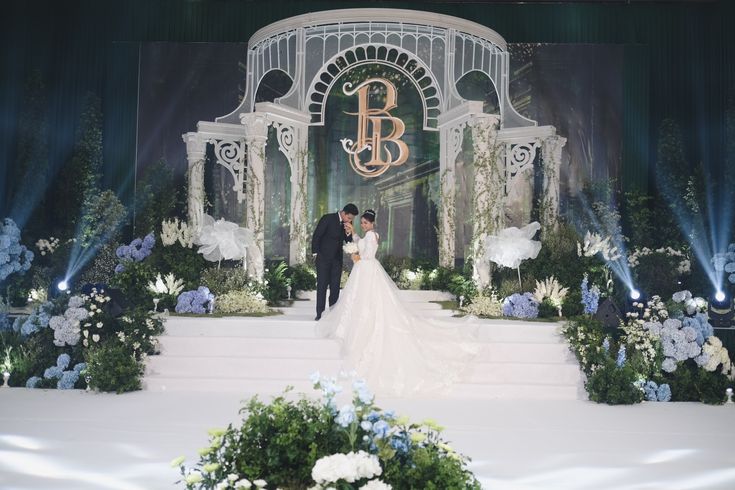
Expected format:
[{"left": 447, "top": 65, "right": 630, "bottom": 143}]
[
  {"left": 343, "top": 242, "right": 359, "bottom": 255},
  {"left": 343, "top": 242, "right": 360, "bottom": 263}
]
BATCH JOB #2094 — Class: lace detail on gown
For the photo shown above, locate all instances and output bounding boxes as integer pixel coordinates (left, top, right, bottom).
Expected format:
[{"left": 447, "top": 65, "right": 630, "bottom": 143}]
[{"left": 317, "top": 230, "right": 478, "bottom": 397}]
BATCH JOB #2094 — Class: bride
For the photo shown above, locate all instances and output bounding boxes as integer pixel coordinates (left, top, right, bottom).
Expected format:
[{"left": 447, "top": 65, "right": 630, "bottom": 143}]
[{"left": 317, "top": 209, "right": 478, "bottom": 397}]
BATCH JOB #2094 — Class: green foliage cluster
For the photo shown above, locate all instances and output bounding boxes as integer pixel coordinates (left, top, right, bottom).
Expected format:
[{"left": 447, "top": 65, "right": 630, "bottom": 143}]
[
  {"left": 110, "top": 261, "right": 156, "bottom": 308},
  {"left": 200, "top": 266, "right": 251, "bottom": 296},
  {"left": 133, "top": 160, "right": 178, "bottom": 236},
  {"left": 84, "top": 339, "right": 143, "bottom": 394},
  {"left": 260, "top": 261, "right": 290, "bottom": 305},
  {"left": 586, "top": 356, "right": 644, "bottom": 405},
  {"left": 660, "top": 362, "right": 729, "bottom": 405},
  {"left": 287, "top": 263, "right": 317, "bottom": 292}
]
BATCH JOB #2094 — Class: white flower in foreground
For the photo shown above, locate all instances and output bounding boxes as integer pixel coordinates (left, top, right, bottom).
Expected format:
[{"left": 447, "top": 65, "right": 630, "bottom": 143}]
[
  {"left": 312, "top": 451, "right": 382, "bottom": 484},
  {"left": 360, "top": 480, "right": 392, "bottom": 490}
]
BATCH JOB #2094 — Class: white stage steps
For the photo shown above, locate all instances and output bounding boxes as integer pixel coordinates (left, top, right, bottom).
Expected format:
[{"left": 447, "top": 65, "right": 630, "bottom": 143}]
[{"left": 144, "top": 291, "right": 584, "bottom": 400}]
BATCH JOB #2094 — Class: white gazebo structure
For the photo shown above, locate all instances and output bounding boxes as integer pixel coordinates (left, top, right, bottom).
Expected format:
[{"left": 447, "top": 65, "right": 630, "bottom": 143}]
[{"left": 183, "top": 8, "right": 565, "bottom": 286}]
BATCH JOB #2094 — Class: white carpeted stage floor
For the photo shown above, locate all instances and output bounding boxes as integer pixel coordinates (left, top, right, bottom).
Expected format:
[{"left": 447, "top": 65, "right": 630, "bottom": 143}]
[
  {"left": 2, "top": 293, "right": 734, "bottom": 489},
  {"left": 1, "top": 389, "right": 734, "bottom": 490}
]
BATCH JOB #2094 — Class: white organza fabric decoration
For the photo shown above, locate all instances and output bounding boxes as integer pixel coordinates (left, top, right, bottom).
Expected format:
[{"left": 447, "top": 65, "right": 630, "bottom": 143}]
[
  {"left": 485, "top": 221, "right": 542, "bottom": 269},
  {"left": 317, "top": 230, "right": 479, "bottom": 397},
  {"left": 195, "top": 214, "right": 255, "bottom": 262}
]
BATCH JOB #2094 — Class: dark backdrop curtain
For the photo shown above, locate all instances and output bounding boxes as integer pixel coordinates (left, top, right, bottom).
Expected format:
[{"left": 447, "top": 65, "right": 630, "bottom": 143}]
[{"left": 1, "top": 0, "right": 733, "bottom": 219}]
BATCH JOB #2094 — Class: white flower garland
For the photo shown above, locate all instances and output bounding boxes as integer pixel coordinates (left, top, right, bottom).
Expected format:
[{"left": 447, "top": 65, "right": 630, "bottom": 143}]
[{"left": 628, "top": 246, "right": 690, "bottom": 274}]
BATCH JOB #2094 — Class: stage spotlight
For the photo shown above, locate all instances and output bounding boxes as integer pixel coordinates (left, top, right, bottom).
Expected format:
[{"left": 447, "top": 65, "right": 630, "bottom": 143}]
[
  {"left": 57, "top": 280, "right": 68, "bottom": 292},
  {"left": 625, "top": 288, "right": 646, "bottom": 315},
  {"left": 709, "top": 290, "right": 734, "bottom": 328}
]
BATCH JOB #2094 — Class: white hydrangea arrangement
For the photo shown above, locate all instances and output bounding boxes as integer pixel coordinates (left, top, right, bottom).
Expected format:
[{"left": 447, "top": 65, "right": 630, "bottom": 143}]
[
  {"left": 533, "top": 276, "right": 569, "bottom": 317},
  {"left": 462, "top": 291, "right": 502, "bottom": 317},
  {"left": 48, "top": 296, "right": 89, "bottom": 347},
  {"left": 215, "top": 289, "right": 271, "bottom": 315},
  {"left": 35, "top": 236, "right": 61, "bottom": 255},
  {"left": 699, "top": 337, "right": 733, "bottom": 376},
  {"left": 309, "top": 451, "right": 388, "bottom": 489},
  {"left": 396, "top": 268, "right": 423, "bottom": 290}
]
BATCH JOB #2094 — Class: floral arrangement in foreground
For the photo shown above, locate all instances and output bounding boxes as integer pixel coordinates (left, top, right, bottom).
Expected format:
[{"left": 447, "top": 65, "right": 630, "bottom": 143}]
[
  {"left": 5, "top": 286, "right": 164, "bottom": 392},
  {"left": 562, "top": 290, "right": 733, "bottom": 405},
  {"left": 173, "top": 372, "right": 480, "bottom": 489}
]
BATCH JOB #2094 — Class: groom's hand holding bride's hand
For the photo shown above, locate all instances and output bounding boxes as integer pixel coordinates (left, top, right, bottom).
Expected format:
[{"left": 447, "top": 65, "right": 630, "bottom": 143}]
[{"left": 344, "top": 222, "right": 354, "bottom": 235}]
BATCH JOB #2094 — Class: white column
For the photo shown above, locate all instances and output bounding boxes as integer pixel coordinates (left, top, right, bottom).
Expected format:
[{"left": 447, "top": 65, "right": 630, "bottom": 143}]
[
  {"left": 540, "top": 135, "right": 566, "bottom": 237},
  {"left": 469, "top": 115, "right": 502, "bottom": 289},
  {"left": 183, "top": 132, "right": 206, "bottom": 234},
  {"left": 438, "top": 122, "right": 465, "bottom": 269},
  {"left": 273, "top": 121, "right": 309, "bottom": 265},
  {"left": 241, "top": 113, "right": 269, "bottom": 280}
]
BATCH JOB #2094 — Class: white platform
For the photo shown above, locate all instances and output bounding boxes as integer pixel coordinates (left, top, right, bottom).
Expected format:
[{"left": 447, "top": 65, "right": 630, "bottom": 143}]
[
  {"left": 144, "top": 291, "right": 584, "bottom": 400},
  {"left": 2, "top": 389, "right": 735, "bottom": 490}
]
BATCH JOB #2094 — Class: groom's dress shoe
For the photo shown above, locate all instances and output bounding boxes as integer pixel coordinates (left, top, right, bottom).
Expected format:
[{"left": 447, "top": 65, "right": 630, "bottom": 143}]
[{"left": 315, "top": 315, "right": 321, "bottom": 321}]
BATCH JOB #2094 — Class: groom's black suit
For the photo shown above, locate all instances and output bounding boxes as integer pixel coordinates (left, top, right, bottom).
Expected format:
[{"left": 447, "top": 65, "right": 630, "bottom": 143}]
[{"left": 312, "top": 212, "right": 353, "bottom": 319}]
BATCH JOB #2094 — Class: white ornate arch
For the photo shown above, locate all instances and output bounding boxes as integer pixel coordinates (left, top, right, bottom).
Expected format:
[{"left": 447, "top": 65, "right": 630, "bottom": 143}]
[
  {"left": 305, "top": 45, "right": 444, "bottom": 130},
  {"left": 184, "top": 9, "right": 565, "bottom": 283}
]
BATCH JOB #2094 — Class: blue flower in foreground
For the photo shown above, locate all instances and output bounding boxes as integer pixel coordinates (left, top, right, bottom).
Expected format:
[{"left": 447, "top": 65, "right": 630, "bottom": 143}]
[
  {"left": 372, "top": 420, "right": 390, "bottom": 439},
  {"left": 26, "top": 376, "right": 41, "bottom": 388},
  {"left": 335, "top": 404, "right": 356, "bottom": 428}
]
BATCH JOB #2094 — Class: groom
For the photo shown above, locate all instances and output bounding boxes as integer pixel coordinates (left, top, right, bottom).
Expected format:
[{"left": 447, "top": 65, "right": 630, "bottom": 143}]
[{"left": 311, "top": 203, "right": 358, "bottom": 320}]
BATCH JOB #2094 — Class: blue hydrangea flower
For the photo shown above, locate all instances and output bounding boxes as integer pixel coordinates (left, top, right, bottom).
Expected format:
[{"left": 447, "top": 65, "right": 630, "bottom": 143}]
[
  {"left": 44, "top": 366, "right": 63, "bottom": 379},
  {"left": 390, "top": 434, "right": 410, "bottom": 454},
  {"left": 366, "top": 411, "right": 381, "bottom": 423},
  {"left": 73, "top": 362, "right": 87, "bottom": 373},
  {"left": 372, "top": 420, "right": 390, "bottom": 438},
  {"left": 12, "top": 315, "right": 27, "bottom": 333},
  {"left": 114, "top": 233, "right": 156, "bottom": 273},
  {"left": 0, "top": 218, "right": 34, "bottom": 281},
  {"left": 502, "top": 293, "right": 539, "bottom": 319},
  {"left": 662, "top": 358, "right": 677, "bottom": 373},
  {"left": 56, "top": 353, "right": 71, "bottom": 370},
  {"left": 57, "top": 370, "right": 80, "bottom": 390},
  {"left": 644, "top": 381, "right": 658, "bottom": 401},
  {"left": 175, "top": 286, "right": 215, "bottom": 314},
  {"left": 26, "top": 376, "right": 41, "bottom": 388},
  {"left": 656, "top": 383, "right": 672, "bottom": 402}
]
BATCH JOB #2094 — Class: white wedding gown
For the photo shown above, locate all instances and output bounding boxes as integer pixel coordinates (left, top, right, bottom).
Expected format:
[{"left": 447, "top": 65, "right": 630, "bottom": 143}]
[{"left": 317, "top": 230, "right": 479, "bottom": 397}]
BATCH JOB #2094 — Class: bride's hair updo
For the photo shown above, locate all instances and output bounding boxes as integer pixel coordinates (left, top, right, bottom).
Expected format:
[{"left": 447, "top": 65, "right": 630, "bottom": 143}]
[{"left": 362, "top": 209, "right": 376, "bottom": 223}]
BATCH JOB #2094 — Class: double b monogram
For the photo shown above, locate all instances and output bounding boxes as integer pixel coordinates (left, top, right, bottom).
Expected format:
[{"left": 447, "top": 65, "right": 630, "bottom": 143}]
[{"left": 340, "top": 78, "right": 409, "bottom": 178}]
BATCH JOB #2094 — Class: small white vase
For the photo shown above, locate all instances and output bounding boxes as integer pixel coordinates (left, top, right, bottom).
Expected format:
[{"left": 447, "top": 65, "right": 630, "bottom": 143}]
[{"left": 2, "top": 371, "right": 10, "bottom": 388}]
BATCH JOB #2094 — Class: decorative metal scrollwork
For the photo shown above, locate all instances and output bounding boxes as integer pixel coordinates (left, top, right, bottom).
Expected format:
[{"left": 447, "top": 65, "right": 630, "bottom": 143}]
[
  {"left": 210, "top": 138, "right": 247, "bottom": 202},
  {"left": 506, "top": 141, "right": 540, "bottom": 179}
]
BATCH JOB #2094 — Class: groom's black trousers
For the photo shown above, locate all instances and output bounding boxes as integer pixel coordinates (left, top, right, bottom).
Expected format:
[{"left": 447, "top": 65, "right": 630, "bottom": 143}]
[{"left": 315, "top": 254, "right": 342, "bottom": 317}]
